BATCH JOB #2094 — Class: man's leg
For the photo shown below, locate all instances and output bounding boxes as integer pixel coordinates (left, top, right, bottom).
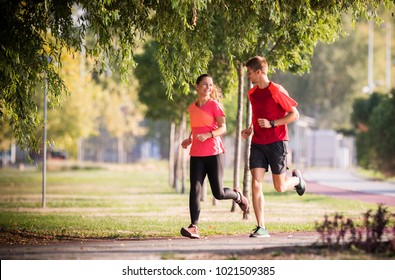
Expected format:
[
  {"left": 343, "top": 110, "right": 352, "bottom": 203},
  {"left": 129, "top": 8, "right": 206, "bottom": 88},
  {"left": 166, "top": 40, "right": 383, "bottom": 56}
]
[
  {"left": 267, "top": 141, "right": 306, "bottom": 195},
  {"left": 272, "top": 173, "right": 299, "bottom": 193},
  {"left": 250, "top": 167, "right": 266, "bottom": 228},
  {"left": 272, "top": 172, "right": 306, "bottom": 196}
]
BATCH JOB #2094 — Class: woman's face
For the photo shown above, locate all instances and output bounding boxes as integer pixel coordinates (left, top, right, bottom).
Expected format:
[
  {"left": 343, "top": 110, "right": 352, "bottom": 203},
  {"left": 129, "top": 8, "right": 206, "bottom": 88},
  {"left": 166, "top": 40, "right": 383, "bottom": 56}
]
[{"left": 195, "top": 77, "right": 213, "bottom": 98}]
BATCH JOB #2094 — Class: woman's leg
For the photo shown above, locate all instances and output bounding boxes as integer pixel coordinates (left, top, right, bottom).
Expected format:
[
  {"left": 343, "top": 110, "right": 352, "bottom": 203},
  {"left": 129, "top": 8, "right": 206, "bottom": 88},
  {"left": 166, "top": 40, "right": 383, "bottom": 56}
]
[
  {"left": 189, "top": 156, "right": 206, "bottom": 225},
  {"left": 206, "top": 154, "right": 238, "bottom": 200}
]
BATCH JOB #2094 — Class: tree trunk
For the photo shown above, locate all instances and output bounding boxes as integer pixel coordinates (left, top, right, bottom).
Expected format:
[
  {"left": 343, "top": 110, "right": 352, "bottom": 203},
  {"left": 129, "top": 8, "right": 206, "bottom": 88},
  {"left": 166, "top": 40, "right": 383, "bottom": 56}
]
[
  {"left": 169, "top": 122, "right": 175, "bottom": 187},
  {"left": 117, "top": 135, "right": 124, "bottom": 164},
  {"left": 174, "top": 112, "right": 187, "bottom": 193},
  {"left": 77, "top": 138, "right": 84, "bottom": 162},
  {"left": 231, "top": 63, "right": 244, "bottom": 212},
  {"left": 242, "top": 81, "right": 253, "bottom": 220},
  {"left": 181, "top": 112, "right": 187, "bottom": 194},
  {"left": 173, "top": 123, "right": 180, "bottom": 191}
]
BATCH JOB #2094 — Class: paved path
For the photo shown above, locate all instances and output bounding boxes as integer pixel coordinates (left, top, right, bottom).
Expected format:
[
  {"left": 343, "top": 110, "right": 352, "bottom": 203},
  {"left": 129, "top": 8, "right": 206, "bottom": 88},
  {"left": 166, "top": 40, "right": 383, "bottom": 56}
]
[
  {"left": 1, "top": 168, "right": 394, "bottom": 260},
  {"left": 304, "top": 168, "right": 395, "bottom": 206},
  {"left": 0, "top": 232, "right": 320, "bottom": 260}
]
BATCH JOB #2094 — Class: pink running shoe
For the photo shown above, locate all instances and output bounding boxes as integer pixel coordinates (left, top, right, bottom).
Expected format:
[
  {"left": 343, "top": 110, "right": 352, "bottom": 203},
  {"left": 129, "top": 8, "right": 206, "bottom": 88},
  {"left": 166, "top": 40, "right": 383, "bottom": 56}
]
[
  {"left": 234, "top": 188, "right": 250, "bottom": 213},
  {"left": 180, "top": 224, "right": 200, "bottom": 239}
]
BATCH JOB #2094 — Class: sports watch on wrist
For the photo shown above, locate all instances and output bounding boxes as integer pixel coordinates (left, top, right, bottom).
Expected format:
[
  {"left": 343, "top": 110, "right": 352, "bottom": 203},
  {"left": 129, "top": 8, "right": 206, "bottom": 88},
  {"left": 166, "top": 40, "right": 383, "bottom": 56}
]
[{"left": 270, "top": 120, "right": 276, "bottom": 128}]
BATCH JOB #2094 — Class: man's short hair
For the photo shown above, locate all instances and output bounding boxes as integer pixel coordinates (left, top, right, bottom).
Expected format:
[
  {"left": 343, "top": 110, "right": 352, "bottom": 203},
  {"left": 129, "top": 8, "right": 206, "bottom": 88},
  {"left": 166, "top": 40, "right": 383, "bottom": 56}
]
[{"left": 246, "top": 56, "right": 268, "bottom": 73}]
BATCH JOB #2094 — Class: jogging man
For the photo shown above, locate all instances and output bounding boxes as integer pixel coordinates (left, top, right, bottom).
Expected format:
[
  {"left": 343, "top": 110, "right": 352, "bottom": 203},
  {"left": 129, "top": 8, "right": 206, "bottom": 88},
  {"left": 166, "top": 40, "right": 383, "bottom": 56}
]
[{"left": 242, "top": 56, "right": 306, "bottom": 238}]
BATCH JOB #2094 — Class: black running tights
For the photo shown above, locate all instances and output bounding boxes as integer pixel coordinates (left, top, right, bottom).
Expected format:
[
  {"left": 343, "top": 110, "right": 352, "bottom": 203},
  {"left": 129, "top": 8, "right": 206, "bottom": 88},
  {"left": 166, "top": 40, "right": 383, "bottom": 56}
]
[{"left": 189, "top": 154, "right": 237, "bottom": 225}]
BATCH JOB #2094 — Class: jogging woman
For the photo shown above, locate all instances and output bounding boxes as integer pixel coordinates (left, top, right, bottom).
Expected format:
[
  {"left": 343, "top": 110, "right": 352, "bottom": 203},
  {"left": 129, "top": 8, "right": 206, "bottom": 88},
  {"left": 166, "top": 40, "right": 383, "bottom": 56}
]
[{"left": 180, "top": 74, "right": 249, "bottom": 239}]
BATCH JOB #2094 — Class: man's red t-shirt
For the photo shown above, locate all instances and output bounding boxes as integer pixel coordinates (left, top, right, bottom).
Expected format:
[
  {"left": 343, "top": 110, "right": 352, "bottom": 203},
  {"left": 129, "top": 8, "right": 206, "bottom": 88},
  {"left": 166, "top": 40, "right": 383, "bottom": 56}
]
[{"left": 248, "top": 82, "right": 298, "bottom": 145}]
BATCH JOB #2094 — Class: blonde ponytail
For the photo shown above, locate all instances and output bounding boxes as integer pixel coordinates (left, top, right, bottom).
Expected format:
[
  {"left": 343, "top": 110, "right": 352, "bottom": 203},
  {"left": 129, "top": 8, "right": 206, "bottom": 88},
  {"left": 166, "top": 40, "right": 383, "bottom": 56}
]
[{"left": 210, "top": 85, "right": 222, "bottom": 102}]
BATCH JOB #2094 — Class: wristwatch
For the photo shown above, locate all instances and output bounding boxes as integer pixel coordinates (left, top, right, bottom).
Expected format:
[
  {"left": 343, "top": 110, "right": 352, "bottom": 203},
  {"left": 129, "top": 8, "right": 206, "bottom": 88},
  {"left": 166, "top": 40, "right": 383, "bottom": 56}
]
[{"left": 270, "top": 120, "right": 276, "bottom": 128}]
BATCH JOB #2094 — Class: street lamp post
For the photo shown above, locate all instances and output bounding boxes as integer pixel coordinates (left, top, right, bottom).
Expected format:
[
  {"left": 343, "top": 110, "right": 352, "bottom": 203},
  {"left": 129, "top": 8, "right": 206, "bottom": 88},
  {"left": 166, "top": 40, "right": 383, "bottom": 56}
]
[
  {"left": 368, "top": 21, "right": 374, "bottom": 94},
  {"left": 42, "top": 69, "right": 48, "bottom": 208},
  {"left": 386, "top": 23, "right": 392, "bottom": 92}
]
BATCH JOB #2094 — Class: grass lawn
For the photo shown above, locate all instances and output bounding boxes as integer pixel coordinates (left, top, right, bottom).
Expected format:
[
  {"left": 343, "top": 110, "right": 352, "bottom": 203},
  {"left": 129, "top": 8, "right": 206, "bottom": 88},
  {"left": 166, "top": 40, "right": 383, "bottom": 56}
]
[{"left": 0, "top": 160, "right": 393, "bottom": 244}]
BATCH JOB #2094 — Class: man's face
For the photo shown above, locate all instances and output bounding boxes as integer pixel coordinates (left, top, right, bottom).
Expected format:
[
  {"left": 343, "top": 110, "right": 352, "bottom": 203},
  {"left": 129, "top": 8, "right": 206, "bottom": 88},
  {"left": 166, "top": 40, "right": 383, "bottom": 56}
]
[{"left": 247, "top": 67, "right": 259, "bottom": 84}]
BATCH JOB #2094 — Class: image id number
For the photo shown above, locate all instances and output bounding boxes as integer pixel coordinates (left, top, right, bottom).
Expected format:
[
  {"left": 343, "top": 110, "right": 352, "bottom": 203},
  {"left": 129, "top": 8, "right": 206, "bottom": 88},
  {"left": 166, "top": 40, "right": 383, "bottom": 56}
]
[{"left": 215, "top": 266, "right": 275, "bottom": 276}]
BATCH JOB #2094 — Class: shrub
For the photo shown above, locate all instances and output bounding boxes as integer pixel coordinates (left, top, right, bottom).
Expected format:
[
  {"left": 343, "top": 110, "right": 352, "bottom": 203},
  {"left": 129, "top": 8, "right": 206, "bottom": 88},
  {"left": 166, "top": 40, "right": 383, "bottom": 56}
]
[
  {"left": 315, "top": 204, "right": 395, "bottom": 253},
  {"left": 351, "top": 90, "right": 395, "bottom": 177}
]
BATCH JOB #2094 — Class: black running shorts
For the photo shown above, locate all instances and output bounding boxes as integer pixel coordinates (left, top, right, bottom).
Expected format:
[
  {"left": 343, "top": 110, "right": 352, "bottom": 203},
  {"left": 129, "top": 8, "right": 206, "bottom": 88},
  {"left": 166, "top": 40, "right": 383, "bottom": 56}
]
[{"left": 249, "top": 141, "right": 288, "bottom": 174}]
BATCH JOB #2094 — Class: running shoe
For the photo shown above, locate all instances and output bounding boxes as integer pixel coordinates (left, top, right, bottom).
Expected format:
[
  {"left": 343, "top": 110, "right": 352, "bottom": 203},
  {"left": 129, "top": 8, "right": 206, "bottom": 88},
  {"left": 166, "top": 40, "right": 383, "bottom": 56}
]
[
  {"left": 249, "top": 226, "right": 270, "bottom": 238},
  {"left": 292, "top": 169, "right": 306, "bottom": 196},
  {"left": 234, "top": 188, "right": 250, "bottom": 213},
  {"left": 180, "top": 224, "right": 200, "bottom": 239}
]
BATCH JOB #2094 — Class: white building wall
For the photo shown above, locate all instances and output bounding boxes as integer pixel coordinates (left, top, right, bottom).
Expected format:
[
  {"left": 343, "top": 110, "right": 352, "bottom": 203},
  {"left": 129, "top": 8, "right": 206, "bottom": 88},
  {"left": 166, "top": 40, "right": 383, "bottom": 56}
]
[{"left": 289, "top": 116, "right": 355, "bottom": 169}]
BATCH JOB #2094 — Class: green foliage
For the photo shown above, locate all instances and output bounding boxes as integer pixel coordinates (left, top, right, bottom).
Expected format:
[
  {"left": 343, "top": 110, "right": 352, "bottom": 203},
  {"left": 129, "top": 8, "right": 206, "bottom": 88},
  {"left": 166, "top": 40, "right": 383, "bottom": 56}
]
[
  {"left": 0, "top": 111, "right": 13, "bottom": 151},
  {"left": 351, "top": 93, "right": 387, "bottom": 127},
  {"left": 273, "top": 18, "right": 371, "bottom": 129},
  {"left": 134, "top": 41, "right": 195, "bottom": 123},
  {"left": 1, "top": 0, "right": 394, "bottom": 152},
  {"left": 351, "top": 90, "right": 395, "bottom": 176},
  {"left": 150, "top": 0, "right": 215, "bottom": 96},
  {"left": 134, "top": 40, "right": 239, "bottom": 134},
  {"left": 1, "top": 1, "right": 69, "bottom": 152},
  {"left": 355, "top": 132, "right": 372, "bottom": 169},
  {"left": 0, "top": 0, "right": 150, "bottom": 152},
  {"left": 367, "top": 90, "right": 395, "bottom": 176}
]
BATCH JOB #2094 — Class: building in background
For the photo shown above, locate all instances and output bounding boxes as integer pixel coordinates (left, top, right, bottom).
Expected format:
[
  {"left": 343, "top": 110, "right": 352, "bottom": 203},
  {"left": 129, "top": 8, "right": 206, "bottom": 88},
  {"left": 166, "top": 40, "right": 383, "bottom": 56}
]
[{"left": 289, "top": 116, "right": 356, "bottom": 169}]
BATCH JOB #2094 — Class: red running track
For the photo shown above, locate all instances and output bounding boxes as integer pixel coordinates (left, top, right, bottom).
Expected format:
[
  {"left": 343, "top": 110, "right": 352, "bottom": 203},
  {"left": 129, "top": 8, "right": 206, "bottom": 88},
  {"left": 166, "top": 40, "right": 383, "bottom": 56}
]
[{"left": 307, "top": 181, "right": 395, "bottom": 207}]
